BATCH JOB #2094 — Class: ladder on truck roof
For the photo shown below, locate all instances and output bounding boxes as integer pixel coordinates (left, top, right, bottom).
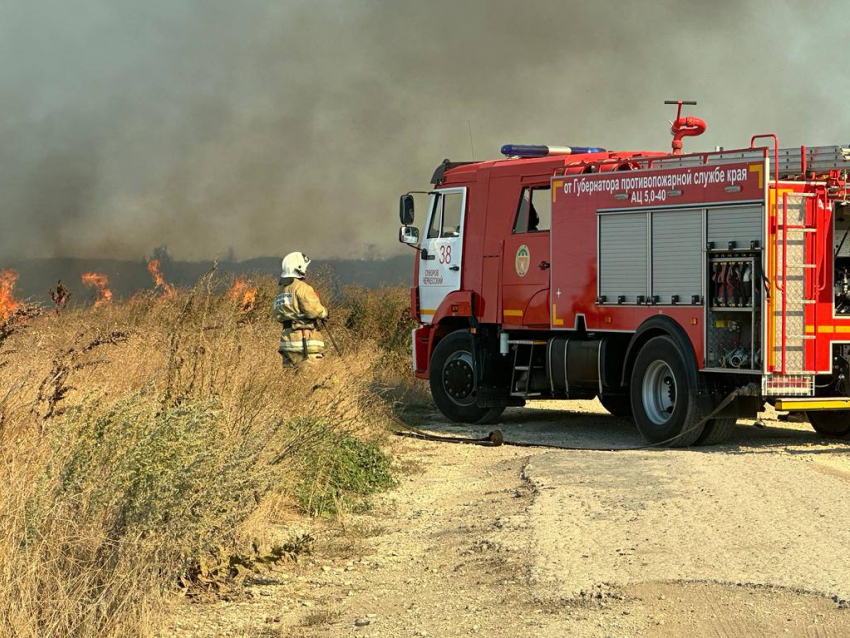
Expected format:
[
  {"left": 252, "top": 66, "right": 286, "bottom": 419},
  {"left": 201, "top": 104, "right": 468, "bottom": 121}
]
[
  {"left": 645, "top": 144, "right": 850, "bottom": 178},
  {"left": 775, "top": 145, "right": 850, "bottom": 177}
]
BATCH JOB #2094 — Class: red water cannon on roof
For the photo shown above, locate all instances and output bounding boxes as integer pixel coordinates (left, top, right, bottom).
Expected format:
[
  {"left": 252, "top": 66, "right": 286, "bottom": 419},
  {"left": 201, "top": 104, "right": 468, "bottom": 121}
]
[{"left": 665, "top": 100, "right": 706, "bottom": 155}]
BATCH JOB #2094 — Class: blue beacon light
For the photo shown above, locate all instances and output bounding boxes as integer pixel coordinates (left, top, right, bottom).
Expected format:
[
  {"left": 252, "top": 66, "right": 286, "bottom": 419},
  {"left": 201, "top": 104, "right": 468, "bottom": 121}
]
[{"left": 500, "top": 144, "right": 606, "bottom": 157}]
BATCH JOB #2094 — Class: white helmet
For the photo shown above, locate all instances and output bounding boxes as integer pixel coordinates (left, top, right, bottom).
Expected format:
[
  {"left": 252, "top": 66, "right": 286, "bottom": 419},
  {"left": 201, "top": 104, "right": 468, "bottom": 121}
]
[{"left": 281, "top": 252, "right": 311, "bottom": 279}]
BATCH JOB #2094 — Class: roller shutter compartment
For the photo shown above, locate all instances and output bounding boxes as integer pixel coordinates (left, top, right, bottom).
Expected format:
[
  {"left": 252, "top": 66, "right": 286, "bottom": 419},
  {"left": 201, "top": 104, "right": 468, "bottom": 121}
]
[
  {"left": 707, "top": 205, "right": 762, "bottom": 249},
  {"left": 651, "top": 210, "right": 702, "bottom": 304},
  {"left": 599, "top": 213, "right": 647, "bottom": 304}
]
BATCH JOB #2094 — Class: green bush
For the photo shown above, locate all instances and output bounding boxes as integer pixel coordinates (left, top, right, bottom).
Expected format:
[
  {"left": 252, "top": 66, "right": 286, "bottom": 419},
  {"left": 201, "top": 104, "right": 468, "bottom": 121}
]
[{"left": 295, "top": 422, "right": 395, "bottom": 516}]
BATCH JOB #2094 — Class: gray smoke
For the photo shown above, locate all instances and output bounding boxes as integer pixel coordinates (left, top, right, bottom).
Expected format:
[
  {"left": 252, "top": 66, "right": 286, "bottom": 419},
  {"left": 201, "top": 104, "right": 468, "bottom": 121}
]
[{"left": 1, "top": 0, "right": 848, "bottom": 261}]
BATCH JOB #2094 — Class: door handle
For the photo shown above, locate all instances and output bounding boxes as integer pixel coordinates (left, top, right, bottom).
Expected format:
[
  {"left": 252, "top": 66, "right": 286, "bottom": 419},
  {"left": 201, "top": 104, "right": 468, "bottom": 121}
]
[
  {"left": 421, "top": 249, "right": 435, "bottom": 261},
  {"left": 449, "top": 265, "right": 460, "bottom": 271},
  {"left": 538, "top": 261, "right": 551, "bottom": 270}
]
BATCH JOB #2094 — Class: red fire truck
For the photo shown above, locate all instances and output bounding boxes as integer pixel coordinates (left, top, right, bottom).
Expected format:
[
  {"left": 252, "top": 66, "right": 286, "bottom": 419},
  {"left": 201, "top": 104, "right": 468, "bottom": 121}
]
[{"left": 398, "top": 103, "right": 850, "bottom": 445}]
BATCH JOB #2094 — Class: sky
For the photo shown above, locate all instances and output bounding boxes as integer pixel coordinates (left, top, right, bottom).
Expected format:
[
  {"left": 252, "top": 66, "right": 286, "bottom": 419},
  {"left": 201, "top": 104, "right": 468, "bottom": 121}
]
[{"left": 1, "top": 0, "right": 848, "bottom": 261}]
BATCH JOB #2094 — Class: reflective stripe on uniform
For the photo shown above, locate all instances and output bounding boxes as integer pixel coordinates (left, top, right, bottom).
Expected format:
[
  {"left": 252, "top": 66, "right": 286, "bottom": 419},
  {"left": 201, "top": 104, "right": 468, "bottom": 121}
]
[{"left": 279, "top": 340, "right": 326, "bottom": 352}]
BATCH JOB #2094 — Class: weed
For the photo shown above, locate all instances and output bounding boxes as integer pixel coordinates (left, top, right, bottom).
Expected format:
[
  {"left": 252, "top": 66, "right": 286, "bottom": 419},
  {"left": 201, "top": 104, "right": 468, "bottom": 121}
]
[
  {"left": 0, "top": 275, "right": 408, "bottom": 638},
  {"left": 179, "top": 534, "right": 314, "bottom": 598},
  {"left": 303, "top": 609, "right": 342, "bottom": 627},
  {"left": 295, "top": 425, "right": 395, "bottom": 517}
]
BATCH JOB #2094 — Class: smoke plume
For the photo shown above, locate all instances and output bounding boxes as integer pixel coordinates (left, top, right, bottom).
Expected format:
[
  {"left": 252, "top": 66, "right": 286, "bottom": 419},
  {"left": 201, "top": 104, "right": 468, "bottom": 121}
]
[{"left": 0, "top": 0, "right": 848, "bottom": 262}]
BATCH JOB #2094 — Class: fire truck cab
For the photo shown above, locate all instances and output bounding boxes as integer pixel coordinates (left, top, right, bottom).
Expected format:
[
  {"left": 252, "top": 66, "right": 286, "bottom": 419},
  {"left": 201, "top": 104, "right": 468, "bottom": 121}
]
[{"left": 399, "top": 119, "right": 850, "bottom": 446}]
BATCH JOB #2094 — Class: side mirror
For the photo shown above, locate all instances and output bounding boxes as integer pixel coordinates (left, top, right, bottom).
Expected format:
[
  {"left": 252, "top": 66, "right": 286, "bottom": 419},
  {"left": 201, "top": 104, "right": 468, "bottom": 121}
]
[
  {"left": 399, "top": 225, "right": 419, "bottom": 246},
  {"left": 399, "top": 194, "right": 415, "bottom": 225}
]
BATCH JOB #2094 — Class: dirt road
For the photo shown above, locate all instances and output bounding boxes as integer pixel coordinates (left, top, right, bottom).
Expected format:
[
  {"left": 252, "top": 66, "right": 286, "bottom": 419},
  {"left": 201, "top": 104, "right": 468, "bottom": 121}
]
[{"left": 165, "top": 400, "right": 850, "bottom": 637}]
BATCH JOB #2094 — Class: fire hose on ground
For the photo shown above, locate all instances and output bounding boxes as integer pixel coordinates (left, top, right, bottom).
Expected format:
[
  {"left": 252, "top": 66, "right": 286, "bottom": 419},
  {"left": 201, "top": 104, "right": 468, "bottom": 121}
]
[{"left": 390, "top": 383, "right": 761, "bottom": 452}]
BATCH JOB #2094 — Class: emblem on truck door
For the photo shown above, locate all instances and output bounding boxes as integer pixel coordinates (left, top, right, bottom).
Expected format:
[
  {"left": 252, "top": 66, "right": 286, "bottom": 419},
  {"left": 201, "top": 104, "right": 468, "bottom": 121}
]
[{"left": 515, "top": 244, "right": 530, "bottom": 277}]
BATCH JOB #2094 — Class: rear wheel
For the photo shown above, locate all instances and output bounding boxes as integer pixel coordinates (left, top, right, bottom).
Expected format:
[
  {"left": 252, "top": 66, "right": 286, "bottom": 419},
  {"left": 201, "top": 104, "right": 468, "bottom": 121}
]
[
  {"left": 807, "top": 411, "right": 850, "bottom": 438},
  {"left": 598, "top": 394, "right": 633, "bottom": 418},
  {"left": 429, "top": 330, "right": 505, "bottom": 425},
  {"left": 630, "top": 336, "right": 706, "bottom": 447},
  {"left": 696, "top": 418, "right": 737, "bottom": 445}
]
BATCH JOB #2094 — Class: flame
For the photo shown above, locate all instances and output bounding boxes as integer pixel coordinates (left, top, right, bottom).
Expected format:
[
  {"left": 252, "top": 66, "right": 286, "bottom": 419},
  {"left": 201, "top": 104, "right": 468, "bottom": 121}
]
[
  {"left": 147, "top": 259, "right": 175, "bottom": 297},
  {"left": 228, "top": 275, "right": 257, "bottom": 312},
  {"left": 81, "top": 272, "right": 113, "bottom": 307},
  {"left": 0, "top": 269, "right": 22, "bottom": 320}
]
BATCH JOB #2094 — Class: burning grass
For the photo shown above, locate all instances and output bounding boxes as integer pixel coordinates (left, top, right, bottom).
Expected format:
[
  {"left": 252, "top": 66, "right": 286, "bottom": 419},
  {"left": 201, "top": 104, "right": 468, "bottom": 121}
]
[
  {"left": 228, "top": 274, "right": 258, "bottom": 312},
  {"left": 81, "top": 272, "right": 113, "bottom": 306},
  {"left": 147, "top": 258, "right": 175, "bottom": 298},
  {"left": 0, "top": 269, "right": 417, "bottom": 638},
  {"left": 0, "top": 269, "right": 21, "bottom": 320}
]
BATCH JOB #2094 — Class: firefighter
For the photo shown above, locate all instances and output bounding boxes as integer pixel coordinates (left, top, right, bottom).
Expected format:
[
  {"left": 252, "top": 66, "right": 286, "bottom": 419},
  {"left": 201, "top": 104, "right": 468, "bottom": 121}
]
[{"left": 273, "top": 252, "right": 328, "bottom": 367}]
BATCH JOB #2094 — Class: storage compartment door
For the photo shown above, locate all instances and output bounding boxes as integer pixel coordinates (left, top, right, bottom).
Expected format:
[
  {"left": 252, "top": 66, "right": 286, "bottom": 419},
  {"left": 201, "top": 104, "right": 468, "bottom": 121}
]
[
  {"left": 598, "top": 213, "right": 648, "bottom": 304},
  {"left": 651, "top": 210, "right": 703, "bottom": 304}
]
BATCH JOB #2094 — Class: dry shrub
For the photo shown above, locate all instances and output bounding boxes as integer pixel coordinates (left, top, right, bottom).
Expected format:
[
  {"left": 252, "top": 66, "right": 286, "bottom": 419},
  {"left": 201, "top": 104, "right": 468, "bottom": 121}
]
[
  {"left": 335, "top": 284, "right": 427, "bottom": 406},
  {"left": 340, "top": 284, "right": 414, "bottom": 359},
  {"left": 0, "top": 270, "right": 410, "bottom": 638}
]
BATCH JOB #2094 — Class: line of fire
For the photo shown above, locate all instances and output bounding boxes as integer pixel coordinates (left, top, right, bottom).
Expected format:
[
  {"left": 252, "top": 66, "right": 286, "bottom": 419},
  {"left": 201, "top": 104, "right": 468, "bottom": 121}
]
[{"left": 0, "top": 260, "right": 258, "bottom": 320}]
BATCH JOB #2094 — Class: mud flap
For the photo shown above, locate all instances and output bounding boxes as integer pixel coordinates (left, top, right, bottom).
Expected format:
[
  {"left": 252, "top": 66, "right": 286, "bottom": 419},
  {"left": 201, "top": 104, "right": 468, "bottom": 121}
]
[{"left": 712, "top": 395, "right": 761, "bottom": 419}]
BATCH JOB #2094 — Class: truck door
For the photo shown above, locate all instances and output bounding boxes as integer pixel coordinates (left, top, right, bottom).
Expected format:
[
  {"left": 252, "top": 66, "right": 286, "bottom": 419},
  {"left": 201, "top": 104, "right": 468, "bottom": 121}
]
[
  {"left": 502, "top": 184, "right": 552, "bottom": 327},
  {"left": 418, "top": 188, "right": 466, "bottom": 323}
]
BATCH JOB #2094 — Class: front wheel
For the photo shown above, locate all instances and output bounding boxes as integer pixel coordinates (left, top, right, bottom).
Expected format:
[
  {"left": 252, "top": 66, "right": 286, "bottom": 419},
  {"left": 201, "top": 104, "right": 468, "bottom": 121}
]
[
  {"left": 429, "top": 330, "right": 505, "bottom": 424},
  {"left": 630, "top": 335, "right": 707, "bottom": 447},
  {"left": 807, "top": 411, "right": 850, "bottom": 438}
]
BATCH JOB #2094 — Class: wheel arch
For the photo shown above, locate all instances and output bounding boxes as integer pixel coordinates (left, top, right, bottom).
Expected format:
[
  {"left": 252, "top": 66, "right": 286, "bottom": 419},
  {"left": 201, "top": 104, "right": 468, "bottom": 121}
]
[
  {"left": 427, "top": 317, "right": 471, "bottom": 366},
  {"left": 621, "top": 316, "right": 701, "bottom": 389}
]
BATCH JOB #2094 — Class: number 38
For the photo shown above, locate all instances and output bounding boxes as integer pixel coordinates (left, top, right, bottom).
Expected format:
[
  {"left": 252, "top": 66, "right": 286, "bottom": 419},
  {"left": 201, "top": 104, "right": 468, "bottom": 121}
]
[{"left": 438, "top": 245, "right": 452, "bottom": 264}]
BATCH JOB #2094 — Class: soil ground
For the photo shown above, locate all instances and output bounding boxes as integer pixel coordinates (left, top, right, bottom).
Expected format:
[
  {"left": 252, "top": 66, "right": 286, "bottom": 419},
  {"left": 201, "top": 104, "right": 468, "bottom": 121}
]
[{"left": 162, "top": 400, "right": 850, "bottom": 637}]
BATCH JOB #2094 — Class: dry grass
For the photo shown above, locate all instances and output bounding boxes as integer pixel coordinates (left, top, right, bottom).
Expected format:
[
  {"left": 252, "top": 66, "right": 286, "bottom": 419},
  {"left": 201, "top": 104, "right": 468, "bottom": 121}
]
[
  {"left": 302, "top": 609, "right": 342, "bottom": 627},
  {"left": 0, "top": 270, "right": 417, "bottom": 638}
]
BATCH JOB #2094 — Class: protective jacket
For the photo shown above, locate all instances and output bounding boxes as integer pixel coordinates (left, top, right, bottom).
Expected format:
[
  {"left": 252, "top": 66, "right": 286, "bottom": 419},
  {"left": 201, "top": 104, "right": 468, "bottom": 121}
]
[{"left": 273, "top": 278, "right": 328, "bottom": 359}]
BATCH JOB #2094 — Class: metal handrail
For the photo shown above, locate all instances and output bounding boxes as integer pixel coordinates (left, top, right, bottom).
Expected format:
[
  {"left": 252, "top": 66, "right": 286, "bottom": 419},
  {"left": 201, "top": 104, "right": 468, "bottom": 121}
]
[
  {"left": 751, "top": 135, "right": 780, "bottom": 373},
  {"left": 781, "top": 192, "right": 788, "bottom": 375},
  {"left": 750, "top": 134, "right": 780, "bottom": 192},
  {"left": 817, "top": 190, "right": 828, "bottom": 293}
]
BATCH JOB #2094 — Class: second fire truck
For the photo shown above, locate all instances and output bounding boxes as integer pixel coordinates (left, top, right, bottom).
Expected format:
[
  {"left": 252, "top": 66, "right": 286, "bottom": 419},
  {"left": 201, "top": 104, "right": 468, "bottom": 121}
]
[{"left": 398, "top": 102, "right": 850, "bottom": 445}]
